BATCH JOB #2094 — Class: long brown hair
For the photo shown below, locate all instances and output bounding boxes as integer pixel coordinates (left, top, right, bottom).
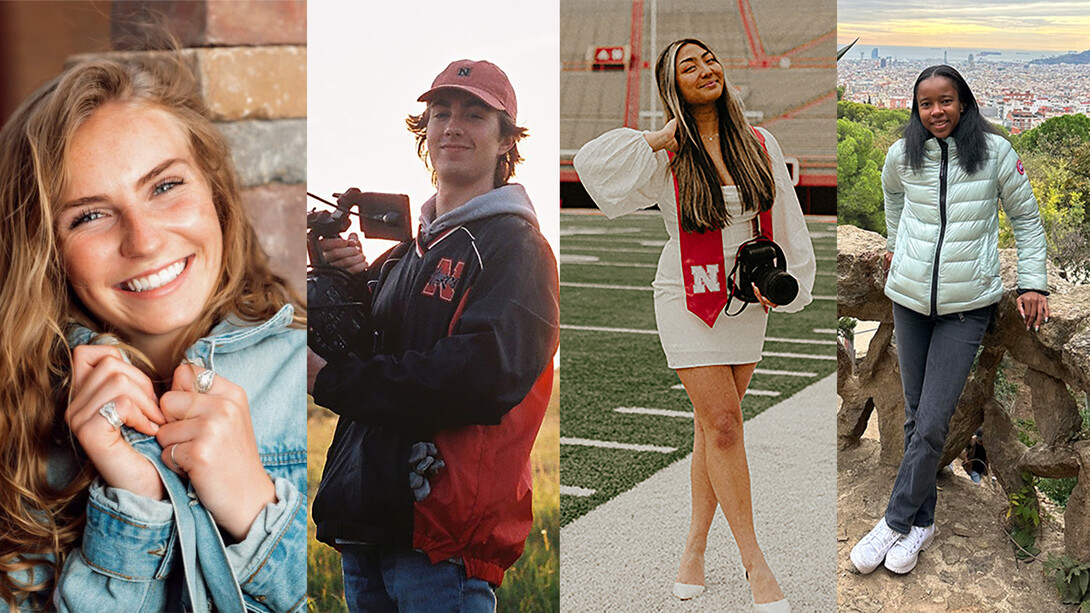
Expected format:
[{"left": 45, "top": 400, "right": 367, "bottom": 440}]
[
  {"left": 655, "top": 38, "right": 775, "bottom": 233},
  {"left": 0, "top": 55, "right": 302, "bottom": 606}
]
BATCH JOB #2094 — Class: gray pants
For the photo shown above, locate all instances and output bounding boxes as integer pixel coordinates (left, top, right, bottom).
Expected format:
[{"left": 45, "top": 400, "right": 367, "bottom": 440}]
[{"left": 884, "top": 302, "right": 994, "bottom": 534}]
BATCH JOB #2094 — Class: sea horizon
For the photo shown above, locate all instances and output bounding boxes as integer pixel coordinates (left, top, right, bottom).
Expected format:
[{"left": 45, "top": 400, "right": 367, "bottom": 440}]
[{"left": 836, "top": 43, "right": 1075, "bottom": 63}]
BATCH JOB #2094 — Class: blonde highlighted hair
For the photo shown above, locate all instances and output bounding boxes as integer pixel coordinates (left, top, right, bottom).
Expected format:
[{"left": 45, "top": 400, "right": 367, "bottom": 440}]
[
  {"left": 0, "top": 55, "right": 302, "bottom": 606},
  {"left": 655, "top": 38, "right": 775, "bottom": 232}
]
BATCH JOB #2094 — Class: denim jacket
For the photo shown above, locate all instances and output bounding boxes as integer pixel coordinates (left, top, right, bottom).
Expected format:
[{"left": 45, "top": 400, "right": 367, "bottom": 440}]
[{"left": 36, "top": 305, "right": 306, "bottom": 612}]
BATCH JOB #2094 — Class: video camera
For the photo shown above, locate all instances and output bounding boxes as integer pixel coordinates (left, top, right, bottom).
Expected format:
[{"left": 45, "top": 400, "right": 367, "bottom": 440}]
[{"left": 307, "top": 189, "right": 411, "bottom": 361}]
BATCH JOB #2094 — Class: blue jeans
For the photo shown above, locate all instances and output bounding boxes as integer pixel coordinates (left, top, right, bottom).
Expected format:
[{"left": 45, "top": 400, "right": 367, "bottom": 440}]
[
  {"left": 884, "top": 302, "right": 994, "bottom": 534},
  {"left": 340, "top": 545, "right": 496, "bottom": 612}
]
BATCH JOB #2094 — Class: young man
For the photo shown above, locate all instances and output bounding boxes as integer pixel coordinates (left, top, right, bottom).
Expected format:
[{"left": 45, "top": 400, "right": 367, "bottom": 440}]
[{"left": 307, "top": 59, "right": 558, "bottom": 612}]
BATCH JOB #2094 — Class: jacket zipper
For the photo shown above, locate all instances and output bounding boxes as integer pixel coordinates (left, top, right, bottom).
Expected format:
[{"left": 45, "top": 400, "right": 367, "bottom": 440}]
[{"left": 931, "top": 139, "right": 949, "bottom": 316}]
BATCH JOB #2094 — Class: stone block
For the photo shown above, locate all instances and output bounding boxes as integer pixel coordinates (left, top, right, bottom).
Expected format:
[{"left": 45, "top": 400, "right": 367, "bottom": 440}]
[
  {"left": 112, "top": 1, "right": 305, "bottom": 48},
  {"left": 204, "top": 1, "right": 305, "bottom": 46},
  {"left": 1020, "top": 444, "right": 1079, "bottom": 479},
  {"left": 1066, "top": 442, "right": 1090, "bottom": 561},
  {"left": 241, "top": 183, "right": 305, "bottom": 298},
  {"left": 65, "top": 47, "right": 306, "bottom": 121},
  {"left": 197, "top": 46, "right": 306, "bottom": 120},
  {"left": 1027, "top": 367, "right": 1081, "bottom": 445},
  {"left": 836, "top": 225, "right": 893, "bottom": 323},
  {"left": 216, "top": 119, "right": 305, "bottom": 187}
]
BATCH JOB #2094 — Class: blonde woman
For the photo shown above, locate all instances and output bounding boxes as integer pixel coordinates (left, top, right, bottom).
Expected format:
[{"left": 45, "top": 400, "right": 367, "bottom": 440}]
[
  {"left": 574, "top": 38, "right": 815, "bottom": 611},
  {"left": 0, "top": 56, "right": 305, "bottom": 612}
]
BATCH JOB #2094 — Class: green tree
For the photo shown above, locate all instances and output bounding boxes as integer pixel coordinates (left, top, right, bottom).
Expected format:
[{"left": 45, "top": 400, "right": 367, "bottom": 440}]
[
  {"left": 1020, "top": 114, "right": 1090, "bottom": 159},
  {"left": 837, "top": 118, "right": 885, "bottom": 232},
  {"left": 1000, "top": 132, "right": 1090, "bottom": 283}
]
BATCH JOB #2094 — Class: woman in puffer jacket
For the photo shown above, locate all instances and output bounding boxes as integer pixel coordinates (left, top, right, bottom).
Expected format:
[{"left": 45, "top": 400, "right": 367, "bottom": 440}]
[{"left": 850, "top": 65, "right": 1049, "bottom": 576}]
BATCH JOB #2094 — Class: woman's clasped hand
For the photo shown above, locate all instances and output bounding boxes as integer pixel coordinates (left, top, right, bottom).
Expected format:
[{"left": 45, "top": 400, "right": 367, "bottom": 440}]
[
  {"left": 67, "top": 348, "right": 275, "bottom": 541},
  {"left": 65, "top": 344, "right": 166, "bottom": 501}
]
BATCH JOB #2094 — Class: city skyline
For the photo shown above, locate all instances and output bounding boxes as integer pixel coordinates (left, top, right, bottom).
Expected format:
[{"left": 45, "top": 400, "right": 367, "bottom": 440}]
[{"left": 837, "top": 0, "right": 1090, "bottom": 51}]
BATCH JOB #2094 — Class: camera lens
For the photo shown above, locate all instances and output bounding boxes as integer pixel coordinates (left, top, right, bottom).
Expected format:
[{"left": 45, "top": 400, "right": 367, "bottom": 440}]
[{"left": 753, "top": 267, "right": 798, "bottom": 305}]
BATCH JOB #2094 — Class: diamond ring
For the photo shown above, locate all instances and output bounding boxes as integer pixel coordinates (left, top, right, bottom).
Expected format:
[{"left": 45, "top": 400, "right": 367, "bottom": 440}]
[
  {"left": 194, "top": 369, "right": 216, "bottom": 394},
  {"left": 98, "top": 401, "right": 123, "bottom": 430}
]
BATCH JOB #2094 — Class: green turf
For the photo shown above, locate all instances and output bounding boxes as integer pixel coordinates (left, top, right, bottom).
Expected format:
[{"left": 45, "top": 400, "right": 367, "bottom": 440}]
[{"left": 559, "top": 210, "right": 837, "bottom": 526}]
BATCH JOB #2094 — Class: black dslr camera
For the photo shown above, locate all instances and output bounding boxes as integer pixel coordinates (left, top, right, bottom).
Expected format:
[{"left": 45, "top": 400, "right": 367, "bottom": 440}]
[
  {"left": 307, "top": 189, "right": 411, "bottom": 361},
  {"left": 727, "top": 237, "right": 798, "bottom": 313}
]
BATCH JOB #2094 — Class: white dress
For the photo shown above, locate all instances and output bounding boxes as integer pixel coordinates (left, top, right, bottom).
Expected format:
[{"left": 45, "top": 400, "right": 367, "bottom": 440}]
[{"left": 573, "top": 127, "right": 816, "bottom": 368}]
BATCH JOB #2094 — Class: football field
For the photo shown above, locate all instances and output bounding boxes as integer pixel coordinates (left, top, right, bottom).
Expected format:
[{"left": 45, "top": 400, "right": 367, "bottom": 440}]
[{"left": 559, "top": 209, "right": 837, "bottom": 525}]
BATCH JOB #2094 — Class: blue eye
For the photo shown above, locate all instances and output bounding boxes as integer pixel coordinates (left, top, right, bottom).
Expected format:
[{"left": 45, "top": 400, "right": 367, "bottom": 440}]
[
  {"left": 69, "top": 209, "right": 105, "bottom": 229},
  {"left": 153, "top": 179, "right": 183, "bottom": 196}
]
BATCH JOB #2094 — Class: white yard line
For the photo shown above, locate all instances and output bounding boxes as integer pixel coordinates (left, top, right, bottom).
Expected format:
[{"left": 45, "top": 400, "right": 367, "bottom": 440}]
[
  {"left": 564, "top": 246, "right": 662, "bottom": 254},
  {"left": 560, "top": 261, "right": 658, "bottom": 269},
  {"left": 561, "top": 282, "right": 651, "bottom": 291},
  {"left": 765, "top": 337, "right": 836, "bottom": 345},
  {"left": 561, "top": 324, "right": 834, "bottom": 349},
  {"left": 670, "top": 384, "right": 780, "bottom": 396},
  {"left": 561, "top": 324, "right": 658, "bottom": 335},
  {"left": 755, "top": 368, "right": 818, "bottom": 377},
  {"left": 561, "top": 485, "right": 596, "bottom": 497},
  {"left": 764, "top": 351, "right": 836, "bottom": 361},
  {"left": 560, "top": 437, "right": 676, "bottom": 454},
  {"left": 614, "top": 406, "right": 695, "bottom": 418}
]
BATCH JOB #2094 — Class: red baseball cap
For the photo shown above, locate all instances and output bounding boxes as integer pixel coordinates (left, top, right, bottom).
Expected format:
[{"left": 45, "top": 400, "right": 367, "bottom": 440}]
[{"left": 417, "top": 59, "right": 517, "bottom": 121}]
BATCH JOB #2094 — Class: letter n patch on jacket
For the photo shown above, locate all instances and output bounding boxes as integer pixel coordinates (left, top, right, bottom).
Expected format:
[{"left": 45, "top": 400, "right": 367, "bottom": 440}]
[{"left": 422, "top": 258, "right": 465, "bottom": 302}]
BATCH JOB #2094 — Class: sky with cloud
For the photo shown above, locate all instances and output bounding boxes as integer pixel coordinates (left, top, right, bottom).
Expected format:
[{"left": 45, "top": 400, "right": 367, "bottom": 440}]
[{"left": 837, "top": 0, "right": 1090, "bottom": 51}]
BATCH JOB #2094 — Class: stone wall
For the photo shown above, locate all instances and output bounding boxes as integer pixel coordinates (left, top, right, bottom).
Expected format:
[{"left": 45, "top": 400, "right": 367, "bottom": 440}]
[{"left": 837, "top": 224, "right": 1090, "bottom": 559}]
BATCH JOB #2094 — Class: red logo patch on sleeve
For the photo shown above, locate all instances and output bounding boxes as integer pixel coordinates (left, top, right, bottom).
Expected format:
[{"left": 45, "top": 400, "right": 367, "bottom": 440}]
[{"left": 1016, "top": 159, "right": 1024, "bottom": 175}]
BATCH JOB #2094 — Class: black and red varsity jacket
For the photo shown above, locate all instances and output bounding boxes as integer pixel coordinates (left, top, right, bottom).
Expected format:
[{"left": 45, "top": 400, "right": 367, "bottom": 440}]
[{"left": 312, "top": 183, "right": 559, "bottom": 585}]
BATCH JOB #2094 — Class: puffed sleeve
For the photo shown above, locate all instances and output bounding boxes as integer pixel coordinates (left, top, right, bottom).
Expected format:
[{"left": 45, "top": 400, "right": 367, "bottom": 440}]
[
  {"left": 760, "top": 128, "right": 815, "bottom": 313},
  {"left": 994, "top": 138, "right": 1048, "bottom": 291},
  {"left": 573, "top": 128, "right": 672, "bottom": 218},
  {"left": 883, "top": 140, "right": 906, "bottom": 253}
]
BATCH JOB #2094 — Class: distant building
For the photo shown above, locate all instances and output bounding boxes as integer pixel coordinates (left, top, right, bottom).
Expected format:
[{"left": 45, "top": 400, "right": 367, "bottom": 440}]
[
  {"left": 1006, "top": 110, "right": 1045, "bottom": 134},
  {"left": 880, "top": 57, "right": 886, "bottom": 68},
  {"left": 888, "top": 96, "right": 910, "bottom": 110},
  {"left": 944, "top": 50, "right": 948, "bottom": 64},
  {"left": 871, "top": 47, "right": 879, "bottom": 59}
]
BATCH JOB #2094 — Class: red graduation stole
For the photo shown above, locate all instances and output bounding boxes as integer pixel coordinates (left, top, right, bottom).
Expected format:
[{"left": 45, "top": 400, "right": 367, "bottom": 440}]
[{"left": 670, "top": 128, "right": 772, "bottom": 327}]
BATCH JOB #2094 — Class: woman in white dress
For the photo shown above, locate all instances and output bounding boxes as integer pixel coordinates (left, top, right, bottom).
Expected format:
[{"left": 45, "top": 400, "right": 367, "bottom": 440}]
[{"left": 574, "top": 38, "right": 815, "bottom": 611}]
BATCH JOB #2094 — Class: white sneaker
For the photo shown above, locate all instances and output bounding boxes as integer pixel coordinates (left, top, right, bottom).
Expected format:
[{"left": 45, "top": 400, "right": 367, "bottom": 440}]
[
  {"left": 849, "top": 518, "right": 904, "bottom": 574},
  {"left": 884, "top": 524, "right": 935, "bottom": 574}
]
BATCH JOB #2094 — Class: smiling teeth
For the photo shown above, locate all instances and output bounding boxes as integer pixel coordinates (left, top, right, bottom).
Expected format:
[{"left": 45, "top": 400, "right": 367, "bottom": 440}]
[{"left": 122, "top": 260, "right": 185, "bottom": 292}]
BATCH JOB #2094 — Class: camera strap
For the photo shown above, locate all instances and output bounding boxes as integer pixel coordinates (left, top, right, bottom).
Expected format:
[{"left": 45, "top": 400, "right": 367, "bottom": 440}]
[{"left": 670, "top": 128, "right": 771, "bottom": 327}]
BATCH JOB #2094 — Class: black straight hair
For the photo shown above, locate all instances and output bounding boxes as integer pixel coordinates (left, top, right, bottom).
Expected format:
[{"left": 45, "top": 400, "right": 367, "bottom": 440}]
[{"left": 904, "top": 65, "right": 1001, "bottom": 175}]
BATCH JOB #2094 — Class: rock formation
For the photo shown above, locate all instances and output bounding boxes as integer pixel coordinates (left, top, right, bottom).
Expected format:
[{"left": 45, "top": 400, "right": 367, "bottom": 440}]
[{"left": 837, "top": 224, "right": 1090, "bottom": 559}]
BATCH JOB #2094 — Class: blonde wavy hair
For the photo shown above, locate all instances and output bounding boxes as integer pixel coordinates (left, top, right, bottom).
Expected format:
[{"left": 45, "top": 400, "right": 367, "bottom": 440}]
[
  {"left": 0, "top": 55, "right": 303, "bottom": 607},
  {"left": 655, "top": 38, "right": 775, "bottom": 233}
]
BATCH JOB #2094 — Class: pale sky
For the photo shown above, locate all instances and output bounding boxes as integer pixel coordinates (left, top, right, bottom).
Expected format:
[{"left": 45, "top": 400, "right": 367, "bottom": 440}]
[
  {"left": 308, "top": 2, "right": 560, "bottom": 261},
  {"left": 837, "top": 0, "right": 1090, "bottom": 51}
]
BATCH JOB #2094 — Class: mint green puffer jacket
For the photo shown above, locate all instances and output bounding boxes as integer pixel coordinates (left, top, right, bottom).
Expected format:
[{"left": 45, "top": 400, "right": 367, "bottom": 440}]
[{"left": 882, "top": 132, "right": 1047, "bottom": 316}]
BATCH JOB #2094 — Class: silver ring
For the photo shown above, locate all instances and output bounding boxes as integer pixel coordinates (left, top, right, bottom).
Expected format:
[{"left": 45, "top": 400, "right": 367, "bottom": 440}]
[
  {"left": 98, "top": 401, "right": 123, "bottom": 430},
  {"left": 194, "top": 369, "right": 216, "bottom": 394},
  {"left": 169, "top": 444, "right": 183, "bottom": 472}
]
